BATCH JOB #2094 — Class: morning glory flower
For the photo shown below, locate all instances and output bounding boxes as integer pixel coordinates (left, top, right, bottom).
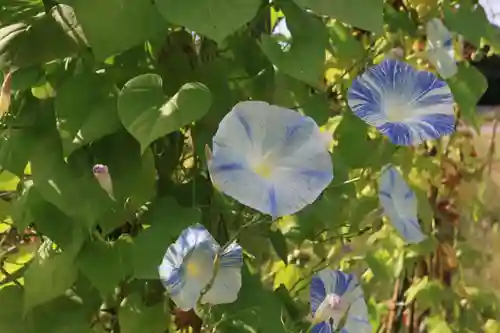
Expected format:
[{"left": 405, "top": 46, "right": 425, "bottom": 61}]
[
  {"left": 378, "top": 165, "right": 427, "bottom": 244},
  {"left": 426, "top": 18, "right": 457, "bottom": 79},
  {"left": 347, "top": 59, "right": 455, "bottom": 146},
  {"left": 208, "top": 101, "right": 333, "bottom": 219},
  {"left": 158, "top": 224, "right": 243, "bottom": 310},
  {"left": 310, "top": 269, "right": 371, "bottom": 333},
  {"left": 92, "top": 164, "right": 114, "bottom": 199}
]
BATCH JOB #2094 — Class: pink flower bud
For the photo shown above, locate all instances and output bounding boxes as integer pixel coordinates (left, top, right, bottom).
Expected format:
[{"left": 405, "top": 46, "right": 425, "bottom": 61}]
[
  {"left": 92, "top": 164, "right": 114, "bottom": 199},
  {"left": 0, "top": 72, "right": 12, "bottom": 117}
]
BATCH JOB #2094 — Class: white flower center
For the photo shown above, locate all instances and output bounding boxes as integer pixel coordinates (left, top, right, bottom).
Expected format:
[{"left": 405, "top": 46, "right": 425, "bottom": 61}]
[
  {"left": 250, "top": 152, "right": 276, "bottom": 179},
  {"left": 384, "top": 97, "right": 409, "bottom": 123},
  {"left": 253, "top": 162, "right": 273, "bottom": 178},
  {"left": 184, "top": 246, "right": 214, "bottom": 281}
]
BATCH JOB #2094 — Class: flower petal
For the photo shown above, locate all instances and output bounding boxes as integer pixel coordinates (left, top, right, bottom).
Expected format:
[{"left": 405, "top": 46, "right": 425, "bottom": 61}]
[
  {"left": 170, "top": 277, "right": 209, "bottom": 311},
  {"left": 270, "top": 166, "right": 333, "bottom": 218},
  {"left": 209, "top": 101, "right": 333, "bottom": 217},
  {"left": 272, "top": 17, "right": 291, "bottom": 50},
  {"left": 312, "top": 322, "right": 333, "bottom": 333},
  {"left": 479, "top": 0, "right": 500, "bottom": 27},
  {"left": 310, "top": 274, "right": 327, "bottom": 314},
  {"left": 201, "top": 266, "right": 242, "bottom": 305},
  {"left": 426, "top": 18, "right": 452, "bottom": 49},
  {"left": 316, "top": 269, "right": 357, "bottom": 296},
  {"left": 272, "top": 17, "right": 291, "bottom": 39},
  {"left": 169, "top": 243, "right": 215, "bottom": 310},
  {"left": 158, "top": 224, "right": 219, "bottom": 299},
  {"left": 426, "top": 19, "right": 457, "bottom": 79},
  {"left": 209, "top": 160, "right": 275, "bottom": 215},
  {"left": 341, "top": 297, "right": 372, "bottom": 333},
  {"left": 378, "top": 166, "right": 427, "bottom": 243},
  {"left": 220, "top": 242, "right": 243, "bottom": 268},
  {"left": 427, "top": 48, "right": 457, "bottom": 79},
  {"left": 347, "top": 59, "right": 455, "bottom": 146},
  {"left": 200, "top": 242, "right": 242, "bottom": 305}
]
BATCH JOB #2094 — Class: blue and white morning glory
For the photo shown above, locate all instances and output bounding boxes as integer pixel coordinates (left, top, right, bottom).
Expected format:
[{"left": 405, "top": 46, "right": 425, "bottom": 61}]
[
  {"left": 158, "top": 224, "right": 243, "bottom": 310},
  {"left": 310, "top": 269, "right": 371, "bottom": 333},
  {"left": 378, "top": 165, "right": 427, "bottom": 244},
  {"left": 208, "top": 101, "right": 333, "bottom": 219},
  {"left": 347, "top": 59, "right": 456, "bottom": 146},
  {"left": 426, "top": 18, "right": 457, "bottom": 79}
]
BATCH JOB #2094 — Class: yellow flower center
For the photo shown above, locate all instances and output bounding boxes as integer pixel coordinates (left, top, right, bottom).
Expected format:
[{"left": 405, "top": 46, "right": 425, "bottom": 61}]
[
  {"left": 185, "top": 260, "right": 201, "bottom": 277},
  {"left": 253, "top": 162, "right": 273, "bottom": 178}
]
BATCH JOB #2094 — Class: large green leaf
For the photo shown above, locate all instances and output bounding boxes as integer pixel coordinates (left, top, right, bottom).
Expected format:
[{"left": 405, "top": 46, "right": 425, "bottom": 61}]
[
  {"left": 54, "top": 72, "right": 121, "bottom": 156},
  {"left": 0, "top": 5, "right": 87, "bottom": 69},
  {"left": 30, "top": 296, "right": 93, "bottom": 333},
  {"left": 76, "top": 237, "right": 133, "bottom": 296},
  {"left": 0, "top": 129, "right": 34, "bottom": 177},
  {"left": 17, "top": 188, "right": 87, "bottom": 251},
  {"left": 261, "top": 1, "right": 328, "bottom": 87},
  {"left": 24, "top": 242, "right": 80, "bottom": 311},
  {"left": 0, "top": 286, "right": 26, "bottom": 333},
  {"left": 118, "top": 293, "right": 168, "bottom": 333},
  {"left": 118, "top": 74, "right": 212, "bottom": 152},
  {"left": 60, "top": 0, "right": 167, "bottom": 59},
  {"left": 292, "top": 0, "right": 384, "bottom": 34},
  {"left": 154, "top": 0, "right": 261, "bottom": 44},
  {"left": 31, "top": 159, "right": 114, "bottom": 229},
  {"left": 448, "top": 62, "right": 488, "bottom": 130},
  {"left": 132, "top": 197, "right": 200, "bottom": 279}
]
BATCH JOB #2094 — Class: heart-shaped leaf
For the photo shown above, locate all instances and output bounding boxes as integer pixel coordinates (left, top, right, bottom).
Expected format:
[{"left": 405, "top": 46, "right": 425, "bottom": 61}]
[
  {"left": 154, "top": 0, "right": 260, "bottom": 43},
  {"left": 292, "top": 0, "right": 384, "bottom": 34},
  {"left": 117, "top": 74, "right": 212, "bottom": 152}
]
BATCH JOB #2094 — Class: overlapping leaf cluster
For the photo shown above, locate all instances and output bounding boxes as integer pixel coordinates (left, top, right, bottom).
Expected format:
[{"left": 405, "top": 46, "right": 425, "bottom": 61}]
[{"left": 0, "top": 0, "right": 498, "bottom": 332}]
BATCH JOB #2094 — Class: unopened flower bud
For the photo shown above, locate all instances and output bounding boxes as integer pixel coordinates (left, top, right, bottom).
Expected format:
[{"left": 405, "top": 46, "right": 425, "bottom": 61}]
[
  {"left": 0, "top": 72, "right": 12, "bottom": 117},
  {"left": 92, "top": 164, "right": 114, "bottom": 199}
]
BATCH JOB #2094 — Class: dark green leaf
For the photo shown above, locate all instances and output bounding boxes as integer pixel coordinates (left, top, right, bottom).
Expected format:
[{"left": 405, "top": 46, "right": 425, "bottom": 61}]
[
  {"left": 118, "top": 293, "right": 168, "bottom": 333},
  {"left": 448, "top": 62, "right": 488, "bottom": 130},
  {"left": 0, "top": 5, "right": 87, "bottom": 69},
  {"left": 261, "top": 2, "right": 328, "bottom": 87},
  {"left": 24, "top": 242, "right": 80, "bottom": 311},
  {"left": 0, "top": 286, "right": 26, "bottom": 333},
  {"left": 61, "top": 0, "right": 167, "bottom": 59},
  {"left": 155, "top": 0, "right": 261, "bottom": 44},
  {"left": 292, "top": 0, "right": 384, "bottom": 34},
  {"left": 76, "top": 237, "right": 133, "bottom": 296},
  {"left": 54, "top": 72, "right": 121, "bottom": 155}
]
